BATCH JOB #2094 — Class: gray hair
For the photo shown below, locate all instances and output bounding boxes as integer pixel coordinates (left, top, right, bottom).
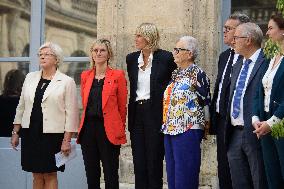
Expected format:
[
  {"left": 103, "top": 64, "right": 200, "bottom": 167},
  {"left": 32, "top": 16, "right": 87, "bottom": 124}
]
[
  {"left": 238, "top": 22, "right": 263, "bottom": 47},
  {"left": 229, "top": 12, "right": 250, "bottom": 24},
  {"left": 179, "top": 36, "right": 199, "bottom": 60},
  {"left": 39, "top": 42, "right": 64, "bottom": 67}
]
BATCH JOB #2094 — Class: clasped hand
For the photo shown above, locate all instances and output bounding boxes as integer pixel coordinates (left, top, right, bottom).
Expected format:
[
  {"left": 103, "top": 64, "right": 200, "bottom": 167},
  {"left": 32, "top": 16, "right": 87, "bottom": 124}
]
[{"left": 252, "top": 121, "right": 271, "bottom": 138}]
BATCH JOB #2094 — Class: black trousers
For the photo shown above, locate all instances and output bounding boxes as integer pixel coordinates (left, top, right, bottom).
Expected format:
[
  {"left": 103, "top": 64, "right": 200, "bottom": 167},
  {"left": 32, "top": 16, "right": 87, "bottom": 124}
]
[
  {"left": 216, "top": 113, "right": 233, "bottom": 189},
  {"left": 80, "top": 118, "right": 120, "bottom": 189},
  {"left": 130, "top": 102, "right": 164, "bottom": 189}
]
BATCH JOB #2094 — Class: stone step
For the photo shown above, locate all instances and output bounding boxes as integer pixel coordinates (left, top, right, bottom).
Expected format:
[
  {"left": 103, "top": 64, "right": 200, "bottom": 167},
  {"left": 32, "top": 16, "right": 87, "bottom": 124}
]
[
  {"left": 118, "top": 145, "right": 168, "bottom": 184},
  {"left": 117, "top": 144, "right": 217, "bottom": 189},
  {"left": 101, "top": 183, "right": 168, "bottom": 189}
]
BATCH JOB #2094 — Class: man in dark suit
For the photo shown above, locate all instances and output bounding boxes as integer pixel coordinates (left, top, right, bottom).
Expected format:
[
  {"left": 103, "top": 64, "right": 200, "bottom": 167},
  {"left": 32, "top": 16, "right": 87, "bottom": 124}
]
[
  {"left": 226, "top": 22, "right": 267, "bottom": 189},
  {"left": 126, "top": 23, "right": 176, "bottom": 189},
  {"left": 210, "top": 12, "right": 250, "bottom": 189}
]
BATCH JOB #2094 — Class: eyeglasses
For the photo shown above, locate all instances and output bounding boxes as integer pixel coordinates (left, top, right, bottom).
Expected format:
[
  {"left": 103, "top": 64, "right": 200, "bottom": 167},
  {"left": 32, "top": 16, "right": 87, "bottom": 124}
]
[
  {"left": 37, "top": 53, "right": 55, "bottom": 58},
  {"left": 233, "top": 36, "right": 249, "bottom": 41},
  {"left": 223, "top": 26, "right": 236, "bottom": 32},
  {"left": 100, "top": 39, "right": 110, "bottom": 44},
  {"left": 173, "top": 48, "right": 190, "bottom": 54}
]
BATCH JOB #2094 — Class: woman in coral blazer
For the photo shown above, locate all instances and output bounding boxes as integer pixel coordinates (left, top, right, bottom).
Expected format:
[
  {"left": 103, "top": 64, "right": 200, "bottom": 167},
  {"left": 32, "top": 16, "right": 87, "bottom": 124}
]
[{"left": 77, "top": 39, "right": 127, "bottom": 189}]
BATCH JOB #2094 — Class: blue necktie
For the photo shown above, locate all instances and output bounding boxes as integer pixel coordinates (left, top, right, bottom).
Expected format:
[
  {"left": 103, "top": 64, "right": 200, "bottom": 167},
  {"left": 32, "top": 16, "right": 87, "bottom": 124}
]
[{"left": 232, "top": 59, "right": 252, "bottom": 119}]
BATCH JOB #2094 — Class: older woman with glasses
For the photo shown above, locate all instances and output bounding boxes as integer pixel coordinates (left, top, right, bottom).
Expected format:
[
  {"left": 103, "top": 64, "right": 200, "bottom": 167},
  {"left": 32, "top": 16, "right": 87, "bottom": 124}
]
[
  {"left": 162, "top": 36, "right": 210, "bottom": 189},
  {"left": 77, "top": 39, "right": 128, "bottom": 189},
  {"left": 126, "top": 23, "right": 176, "bottom": 189},
  {"left": 11, "top": 42, "right": 79, "bottom": 189}
]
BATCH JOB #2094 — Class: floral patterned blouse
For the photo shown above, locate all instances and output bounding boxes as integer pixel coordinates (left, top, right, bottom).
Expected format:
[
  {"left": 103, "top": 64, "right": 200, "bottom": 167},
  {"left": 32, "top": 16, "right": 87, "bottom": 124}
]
[{"left": 161, "top": 64, "right": 211, "bottom": 135}]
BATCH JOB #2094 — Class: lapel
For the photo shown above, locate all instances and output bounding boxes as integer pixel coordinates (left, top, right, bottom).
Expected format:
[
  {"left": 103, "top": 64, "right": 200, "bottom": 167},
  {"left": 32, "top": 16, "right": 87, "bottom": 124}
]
[
  {"left": 224, "top": 54, "right": 243, "bottom": 90},
  {"left": 102, "top": 67, "right": 113, "bottom": 110},
  {"left": 29, "top": 71, "right": 42, "bottom": 102},
  {"left": 216, "top": 49, "right": 231, "bottom": 85},
  {"left": 229, "top": 59, "right": 243, "bottom": 99},
  {"left": 83, "top": 69, "right": 95, "bottom": 107},
  {"left": 246, "top": 50, "right": 265, "bottom": 86},
  {"left": 150, "top": 50, "right": 160, "bottom": 93},
  {"left": 271, "top": 57, "right": 284, "bottom": 99},
  {"left": 132, "top": 52, "right": 140, "bottom": 93},
  {"left": 42, "top": 70, "right": 62, "bottom": 102}
]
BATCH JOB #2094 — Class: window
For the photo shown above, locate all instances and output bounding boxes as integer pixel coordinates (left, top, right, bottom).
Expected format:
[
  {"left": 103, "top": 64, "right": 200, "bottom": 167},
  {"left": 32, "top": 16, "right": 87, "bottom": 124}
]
[
  {"left": 0, "top": 0, "right": 97, "bottom": 94},
  {"left": 232, "top": 0, "right": 277, "bottom": 33}
]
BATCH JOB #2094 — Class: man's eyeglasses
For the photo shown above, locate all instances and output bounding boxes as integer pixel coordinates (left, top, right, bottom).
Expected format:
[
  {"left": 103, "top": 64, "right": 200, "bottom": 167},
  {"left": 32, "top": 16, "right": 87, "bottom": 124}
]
[
  {"left": 223, "top": 26, "right": 236, "bottom": 32},
  {"left": 173, "top": 48, "right": 190, "bottom": 54},
  {"left": 233, "top": 36, "right": 249, "bottom": 41},
  {"left": 37, "top": 53, "right": 55, "bottom": 58}
]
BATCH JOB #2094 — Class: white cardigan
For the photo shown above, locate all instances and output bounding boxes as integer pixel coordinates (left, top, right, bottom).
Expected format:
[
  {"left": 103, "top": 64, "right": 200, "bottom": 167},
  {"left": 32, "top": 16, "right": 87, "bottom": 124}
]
[{"left": 13, "top": 70, "right": 79, "bottom": 133}]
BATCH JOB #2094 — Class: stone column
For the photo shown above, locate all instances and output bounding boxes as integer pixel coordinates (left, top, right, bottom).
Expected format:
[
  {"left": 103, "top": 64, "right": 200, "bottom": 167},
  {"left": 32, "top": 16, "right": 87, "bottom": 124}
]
[{"left": 97, "top": 0, "right": 222, "bottom": 187}]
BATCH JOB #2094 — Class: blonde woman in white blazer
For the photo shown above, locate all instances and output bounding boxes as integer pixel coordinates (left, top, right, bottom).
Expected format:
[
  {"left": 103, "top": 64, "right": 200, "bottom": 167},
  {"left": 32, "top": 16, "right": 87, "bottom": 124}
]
[{"left": 11, "top": 42, "right": 79, "bottom": 189}]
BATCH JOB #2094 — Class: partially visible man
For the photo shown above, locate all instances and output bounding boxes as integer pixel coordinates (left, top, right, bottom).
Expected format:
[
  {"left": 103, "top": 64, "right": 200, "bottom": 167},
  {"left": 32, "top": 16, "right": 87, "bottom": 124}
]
[
  {"left": 226, "top": 22, "right": 267, "bottom": 189},
  {"left": 210, "top": 12, "right": 250, "bottom": 189}
]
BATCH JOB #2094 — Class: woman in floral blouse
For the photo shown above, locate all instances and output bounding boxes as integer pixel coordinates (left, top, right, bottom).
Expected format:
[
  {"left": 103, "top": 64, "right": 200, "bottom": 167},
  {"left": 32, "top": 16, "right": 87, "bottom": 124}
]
[{"left": 162, "top": 36, "right": 211, "bottom": 189}]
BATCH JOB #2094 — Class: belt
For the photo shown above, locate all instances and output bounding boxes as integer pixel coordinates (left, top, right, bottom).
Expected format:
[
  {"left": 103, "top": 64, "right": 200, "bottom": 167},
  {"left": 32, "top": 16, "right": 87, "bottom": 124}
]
[
  {"left": 233, "top": 125, "right": 244, "bottom": 130},
  {"left": 136, "top": 99, "right": 150, "bottom": 105}
]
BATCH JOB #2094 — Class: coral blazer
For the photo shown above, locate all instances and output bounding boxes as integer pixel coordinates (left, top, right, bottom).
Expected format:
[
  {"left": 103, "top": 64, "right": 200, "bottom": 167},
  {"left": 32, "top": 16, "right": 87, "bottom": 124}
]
[{"left": 77, "top": 67, "right": 128, "bottom": 145}]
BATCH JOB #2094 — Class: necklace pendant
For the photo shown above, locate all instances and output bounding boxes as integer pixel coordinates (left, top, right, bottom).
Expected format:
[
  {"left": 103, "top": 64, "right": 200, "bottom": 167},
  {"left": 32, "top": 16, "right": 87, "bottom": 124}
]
[{"left": 41, "top": 83, "right": 46, "bottom": 89}]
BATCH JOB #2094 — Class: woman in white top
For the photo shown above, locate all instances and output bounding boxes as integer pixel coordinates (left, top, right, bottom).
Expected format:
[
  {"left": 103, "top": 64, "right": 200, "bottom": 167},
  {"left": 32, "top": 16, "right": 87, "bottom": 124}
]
[
  {"left": 252, "top": 14, "right": 284, "bottom": 189},
  {"left": 11, "top": 42, "right": 79, "bottom": 189}
]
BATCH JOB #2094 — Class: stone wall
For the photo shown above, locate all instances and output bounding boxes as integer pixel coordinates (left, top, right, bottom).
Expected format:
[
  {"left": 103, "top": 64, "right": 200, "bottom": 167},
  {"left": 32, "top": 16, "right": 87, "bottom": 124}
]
[{"left": 97, "top": 0, "right": 223, "bottom": 188}]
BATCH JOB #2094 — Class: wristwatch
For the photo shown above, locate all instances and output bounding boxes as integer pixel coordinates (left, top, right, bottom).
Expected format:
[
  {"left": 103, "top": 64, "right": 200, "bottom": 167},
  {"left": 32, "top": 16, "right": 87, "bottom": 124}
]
[{"left": 11, "top": 130, "right": 18, "bottom": 135}]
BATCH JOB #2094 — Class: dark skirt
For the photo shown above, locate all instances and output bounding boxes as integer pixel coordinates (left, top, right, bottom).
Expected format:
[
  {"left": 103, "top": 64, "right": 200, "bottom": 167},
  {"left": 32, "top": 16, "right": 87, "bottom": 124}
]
[{"left": 21, "top": 120, "right": 64, "bottom": 173}]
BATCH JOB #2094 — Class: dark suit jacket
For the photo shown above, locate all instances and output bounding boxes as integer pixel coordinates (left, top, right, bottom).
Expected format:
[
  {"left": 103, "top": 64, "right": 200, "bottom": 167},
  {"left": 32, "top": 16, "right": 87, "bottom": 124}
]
[
  {"left": 253, "top": 57, "right": 284, "bottom": 121},
  {"left": 225, "top": 49, "right": 267, "bottom": 145},
  {"left": 210, "top": 48, "right": 232, "bottom": 134},
  {"left": 126, "top": 49, "right": 176, "bottom": 131}
]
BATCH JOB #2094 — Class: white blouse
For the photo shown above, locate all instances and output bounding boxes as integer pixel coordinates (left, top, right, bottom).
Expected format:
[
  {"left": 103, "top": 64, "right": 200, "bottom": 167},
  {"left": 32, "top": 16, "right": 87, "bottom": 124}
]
[
  {"left": 252, "top": 56, "right": 282, "bottom": 127},
  {"left": 136, "top": 51, "right": 153, "bottom": 101},
  {"left": 262, "top": 56, "right": 282, "bottom": 112}
]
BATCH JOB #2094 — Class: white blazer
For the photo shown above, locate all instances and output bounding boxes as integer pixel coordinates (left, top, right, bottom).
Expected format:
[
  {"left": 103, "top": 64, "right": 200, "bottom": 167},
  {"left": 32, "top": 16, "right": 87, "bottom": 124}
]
[{"left": 14, "top": 70, "right": 79, "bottom": 133}]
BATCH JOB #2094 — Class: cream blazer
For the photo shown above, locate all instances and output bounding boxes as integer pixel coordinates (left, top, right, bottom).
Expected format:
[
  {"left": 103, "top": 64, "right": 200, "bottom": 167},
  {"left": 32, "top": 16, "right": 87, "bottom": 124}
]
[{"left": 13, "top": 70, "right": 79, "bottom": 133}]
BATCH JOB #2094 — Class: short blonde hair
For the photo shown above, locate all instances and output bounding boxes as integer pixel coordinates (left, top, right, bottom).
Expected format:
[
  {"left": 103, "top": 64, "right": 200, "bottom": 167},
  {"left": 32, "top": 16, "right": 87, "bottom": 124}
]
[
  {"left": 89, "top": 38, "right": 113, "bottom": 68},
  {"left": 136, "top": 23, "right": 160, "bottom": 51},
  {"left": 39, "top": 42, "right": 63, "bottom": 67}
]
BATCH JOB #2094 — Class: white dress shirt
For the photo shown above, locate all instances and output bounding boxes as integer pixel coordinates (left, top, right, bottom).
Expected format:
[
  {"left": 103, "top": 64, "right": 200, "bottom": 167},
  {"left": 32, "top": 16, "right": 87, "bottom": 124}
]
[
  {"left": 230, "top": 49, "right": 260, "bottom": 126},
  {"left": 136, "top": 51, "right": 153, "bottom": 101},
  {"left": 216, "top": 50, "right": 240, "bottom": 113},
  {"left": 252, "top": 56, "right": 283, "bottom": 127}
]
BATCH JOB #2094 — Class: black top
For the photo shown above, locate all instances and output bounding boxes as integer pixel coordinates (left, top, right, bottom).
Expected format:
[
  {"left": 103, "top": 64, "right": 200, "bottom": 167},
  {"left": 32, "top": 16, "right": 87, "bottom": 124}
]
[
  {"left": 21, "top": 77, "right": 65, "bottom": 173},
  {"left": 30, "top": 78, "right": 51, "bottom": 122},
  {"left": 0, "top": 95, "right": 20, "bottom": 137},
  {"left": 86, "top": 78, "right": 104, "bottom": 119}
]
